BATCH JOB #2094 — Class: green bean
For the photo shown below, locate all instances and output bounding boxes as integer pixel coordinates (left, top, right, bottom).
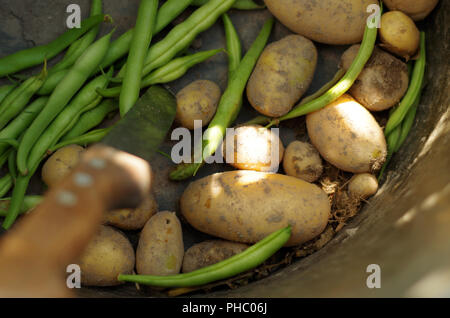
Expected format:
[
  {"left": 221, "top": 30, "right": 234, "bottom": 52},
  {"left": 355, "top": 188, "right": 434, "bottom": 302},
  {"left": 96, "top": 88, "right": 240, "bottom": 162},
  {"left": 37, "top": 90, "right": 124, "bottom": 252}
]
[
  {"left": 0, "top": 97, "right": 48, "bottom": 158},
  {"left": 378, "top": 124, "right": 401, "bottom": 181},
  {"left": 0, "top": 174, "right": 13, "bottom": 199},
  {"left": 396, "top": 99, "right": 419, "bottom": 152},
  {"left": 223, "top": 15, "right": 242, "bottom": 81},
  {"left": 36, "top": 69, "right": 69, "bottom": 96},
  {"left": 98, "top": 49, "right": 223, "bottom": 98},
  {"left": 51, "top": 0, "right": 103, "bottom": 74},
  {"left": 98, "top": 30, "right": 134, "bottom": 72},
  {"left": 0, "top": 139, "right": 19, "bottom": 149},
  {"left": 118, "top": 226, "right": 291, "bottom": 287},
  {"left": 50, "top": 126, "right": 112, "bottom": 153},
  {"left": 59, "top": 95, "right": 104, "bottom": 142},
  {"left": 120, "top": 0, "right": 159, "bottom": 117},
  {"left": 267, "top": 17, "right": 378, "bottom": 126},
  {"left": 0, "top": 14, "right": 106, "bottom": 78},
  {"left": 384, "top": 32, "right": 426, "bottom": 136},
  {"left": 153, "top": 0, "right": 195, "bottom": 34},
  {"left": 117, "top": 0, "right": 236, "bottom": 81},
  {"left": 2, "top": 173, "right": 32, "bottom": 229},
  {"left": 192, "top": 0, "right": 265, "bottom": 10},
  {"left": 0, "top": 85, "right": 17, "bottom": 104},
  {"left": 26, "top": 70, "right": 112, "bottom": 173},
  {"left": 17, "top": 31, "right": 113, "bottom": 176},
  {"left": 0, "top": 65, "right": 47, "bottom": 130},
  {"left": 223, "top": 13, "right": 243, "bottom": 123},
  {"left": 0, "top": 149, "right": 12, "bottom": 171},
  {"left": 8, "top": 150, "right": 17, "bottom": 182},
  {"left": 170, "top": 18, "right": 274, "bottom": 180},
  {"left": 0, "top": 195, "right": 42, "bottom": 217},
  {"left": 61, "top": 99, "right": 117, "bottom": 140},
  {"left": 143, "top": 49, "right": 222, "bottom": 87},
  {"left": 99, "top": 0, "right": 194, "bottom": 72}
]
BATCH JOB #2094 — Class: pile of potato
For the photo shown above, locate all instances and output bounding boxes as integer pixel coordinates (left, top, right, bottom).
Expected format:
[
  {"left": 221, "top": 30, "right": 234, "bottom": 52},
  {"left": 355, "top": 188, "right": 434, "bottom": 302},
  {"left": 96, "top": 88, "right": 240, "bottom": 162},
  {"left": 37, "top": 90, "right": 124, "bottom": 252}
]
[{"left": 40, "top": 0, "right": 436, "bottom": 288}]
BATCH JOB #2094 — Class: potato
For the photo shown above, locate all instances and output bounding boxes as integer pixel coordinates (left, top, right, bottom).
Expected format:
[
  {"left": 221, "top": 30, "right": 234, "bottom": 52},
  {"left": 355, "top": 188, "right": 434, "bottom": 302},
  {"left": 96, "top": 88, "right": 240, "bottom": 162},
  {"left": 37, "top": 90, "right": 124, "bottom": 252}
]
[
  {"left": 180, "top": 170, "right": 331, "bottom": 247},
  {"left": 246, "top": 35, "right": 317, "bottom": 117},
  {"left": 222, "top": 125, "right": 284, "bottom": 172},
  {"left": 306, "top": 94, "right": 387, "bottom": 173},
  {"left": 136, "top": 211, "right": 184, "bottom": 276},
  {"left": 383, "top": 0, "right": 439, "bottom": 21},
  {"left": 341, "top": 46, "right": 409, "bottom": 111},
  {"left": 78, "top": 225, "right": 135, "bottom": 287},
  {"left": 264, "top": 0, "right": 378, "bottom": 45},
  {"left": 175, "top": 80, "right": 221, "bottom": 129},
  {"left": 41, "top": 145, "right": 85, "bottom": 187},
  {"left": 380, "top": 11, "right": 420, "bottom": 59},
  {"left": 348, "top": 173, "right": 379, "bottom": 199},
  {"left": 103, "top": 193, "right": 158, "bottom": 230},
  {"left": 182, "top": 240, "right": 249, "bottom": 273},
  {"left": 283, "top": 141, "right": 323, "bottom": 182}
]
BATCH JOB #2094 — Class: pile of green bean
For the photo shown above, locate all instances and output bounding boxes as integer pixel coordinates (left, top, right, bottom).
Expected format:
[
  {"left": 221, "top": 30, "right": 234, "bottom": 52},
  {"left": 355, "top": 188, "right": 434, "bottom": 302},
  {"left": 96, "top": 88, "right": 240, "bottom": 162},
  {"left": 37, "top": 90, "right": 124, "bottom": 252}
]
[
  {"left": 0, "top": 0, "right": 264, "bottom": 229},
  {"left": 378, "top": 32, "right": 426, "bottom": 180}
]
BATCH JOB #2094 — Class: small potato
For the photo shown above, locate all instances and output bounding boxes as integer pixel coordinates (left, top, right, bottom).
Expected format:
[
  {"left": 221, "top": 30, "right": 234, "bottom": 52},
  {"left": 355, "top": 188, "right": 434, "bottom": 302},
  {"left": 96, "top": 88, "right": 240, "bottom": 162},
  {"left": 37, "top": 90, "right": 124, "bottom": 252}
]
[
  {"left": 348, "top": 173, "right": 379, "bottom": 199},
  {"left": 180, "top": 170, "right": 331, "bottom": 246},
  {"left": 264, "top": 0, "right": 378, "bottom": 45},
  {"left": 42, "top": 145, "right": 84, "bottom": 187},
  {"left": 383, "top": 0, "right": 439, "bottom": 21},
  {"left": 103, "top": 193, "right": 158, "bottom": 230},
  {"left": 78, "top": 225, "right": 135, "bottom": 287},
  {"left": 380, "top": 11, "right": 420, "bottom": 59},
  {"left": 283, "top": 141, "right": 323, "bottom": 183},
  {"left": 136, "top": 211, "right": 184, "bottom": 276},
  {"left": 341, "top": 46, "right": 409, "bottom": 111},
  {"left": 175, "top": 80, "right": 221, "bottom": 129},
  {"left": 222, "top": 125, "right": 284, "bottom": 172},
  {"left": 182, "top": 240, "right": 248, "bottom": 273},
  {"left": 247, "top": 35, "right": 317, "bottom": 117},
  {"left": 306, "top": 94, "right": 387, "bottom": 173}
]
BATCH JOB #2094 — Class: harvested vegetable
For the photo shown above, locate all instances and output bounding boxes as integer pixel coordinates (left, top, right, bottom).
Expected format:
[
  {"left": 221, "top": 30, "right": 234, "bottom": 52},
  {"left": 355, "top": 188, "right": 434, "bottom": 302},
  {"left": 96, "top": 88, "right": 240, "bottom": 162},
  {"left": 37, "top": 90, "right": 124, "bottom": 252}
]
[
  {"left": 136, "top": 211, "right": 184, "bottom": 276},
  {"left": 103, "top": 194, "right": 158, "bottom": 230},
  {"left": 170, "top": 18, "right": 274, "bottom": 180},
  {"left": 270, "top": 12, "right": 378, "bottom": 124},
  {"left": 247, "top": 34, "right": 317, "bottom": 117},
  {"left": 222, "top": 124, "right": 284, "bottom": 172},
  {"left": 120, "top": 0, "right": 158, "bottom": 116},
  {"left": 180, "top": 170, "right": 330, "bottom": 246},
  {"left": 78, "top": 225, "right": 135, "bottom": 287},
  {"left": 118, "top": 226, "right": 291, "bottom": 287},
  {"left": 385, "top": 32, "right": 426, "bottom": 136},
  {"left": 348, "top": 173, "right": 379, "bottom": 199},
  {"left": 182, "top": 240, "right": 249, "bottom": 273},
  {"left": 380, "top": 11, "right": 420, "bottom": 59},
  {"left": 306, "top": 94, "right": 387, "bottom": 173},
  {"left": 264, "top": 0, "right": 378, "bottom": 45},
  {"left": 383, "top": 0, "right": 439, "bottom": 21},
  {"left": 0, "top": 14, "right": 106, "bottom": 77},
  {"left": 282, "top": 141, "right": 323, "bottom": 183},
  {"left": 175, "top": 80, "right": 221, "bottom": 129},
  {"left": 340, "top": 45, "right": 409, "bottom": 111},
  {"left": 41, "top": 145, "right": 85, "bottom": 188}
]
